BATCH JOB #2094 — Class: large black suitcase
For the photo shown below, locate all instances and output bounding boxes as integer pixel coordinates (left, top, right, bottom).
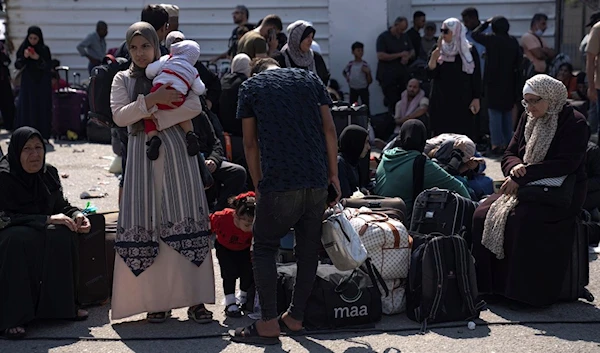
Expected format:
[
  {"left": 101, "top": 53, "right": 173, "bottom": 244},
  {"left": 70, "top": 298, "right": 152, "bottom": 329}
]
[
  {"left": 559, "top": 218, "right": 594, "bottom": 302},
  {"left": 410, "top": 188, "right": 478, "bottom": 245},
  {"left": 331, "top": 102, "right": 370, "bottom": 186},
  {"left": 78, "top": 214, "right": 110, "bottom": 306}
]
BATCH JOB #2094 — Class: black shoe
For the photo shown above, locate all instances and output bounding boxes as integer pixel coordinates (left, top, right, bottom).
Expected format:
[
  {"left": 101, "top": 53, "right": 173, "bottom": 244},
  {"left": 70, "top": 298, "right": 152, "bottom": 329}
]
[
  {"left": 146, "top": 136, "right": 162, "bottom": 161},
  {"left": 186, "top": 131, "right": 201, "bottom": 156}
]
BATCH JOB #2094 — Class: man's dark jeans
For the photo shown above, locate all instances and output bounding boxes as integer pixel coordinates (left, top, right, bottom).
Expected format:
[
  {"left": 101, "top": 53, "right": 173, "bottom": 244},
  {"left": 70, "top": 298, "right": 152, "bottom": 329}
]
[{"left": 252, "top": 188, "right": 327, "bottom": 321}]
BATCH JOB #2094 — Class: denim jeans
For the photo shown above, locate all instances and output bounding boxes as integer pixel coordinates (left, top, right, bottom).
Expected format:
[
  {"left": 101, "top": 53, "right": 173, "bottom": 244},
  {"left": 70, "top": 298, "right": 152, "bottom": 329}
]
[
  {"left": 488, "top": 109, "right": 513, "bottom": 147},
  {"left": 252, "top": 188, "right": 327, "bottom": 321}
]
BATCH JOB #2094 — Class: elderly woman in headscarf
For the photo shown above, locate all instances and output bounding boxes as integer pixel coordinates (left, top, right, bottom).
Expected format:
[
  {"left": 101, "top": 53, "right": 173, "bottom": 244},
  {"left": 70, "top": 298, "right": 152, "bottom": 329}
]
[
  {"left": 472, "top": 74, "right": 589, "bottom": 307},
  {"left": 338, "top": 125, "right": 371, "bottom": 198},
  {"left": 272, "top": 20, "right": 330, "bottom": 84},
  {"left": 219, "top": 53, "right": 251, "bottom": 137},
  {"left": 0, "top": 127, "right": 91, "bottom": 339},
  {"left": 427, "top": 18, "right": 481, "bottom": 139},
  {"left": 110, "top": 22, "right": 215, "bottom": 324},
  {"left": 472, "top": 16, "right": 521, "bottom": 156},
  {"left": 374, "top": 120, "right": 470, "bottom": 216},
  {"left": 14, "top": 26, "right": 53, "bottom": 141}
]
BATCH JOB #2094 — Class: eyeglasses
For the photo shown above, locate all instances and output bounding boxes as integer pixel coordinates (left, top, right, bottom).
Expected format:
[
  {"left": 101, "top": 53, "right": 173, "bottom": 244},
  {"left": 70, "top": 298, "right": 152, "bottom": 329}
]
[
  {"left": 521, "top": 97, "right": 544, "bottom": 107},
  {"left": 440, "top": 28, "right": 449, "bottom": 34}
]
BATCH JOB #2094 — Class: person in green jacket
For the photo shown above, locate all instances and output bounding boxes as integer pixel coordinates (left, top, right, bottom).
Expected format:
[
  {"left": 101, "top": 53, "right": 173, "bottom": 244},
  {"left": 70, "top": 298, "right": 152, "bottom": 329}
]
[{"left": 374, "top": 120, "right": 471, "bottom": 213}]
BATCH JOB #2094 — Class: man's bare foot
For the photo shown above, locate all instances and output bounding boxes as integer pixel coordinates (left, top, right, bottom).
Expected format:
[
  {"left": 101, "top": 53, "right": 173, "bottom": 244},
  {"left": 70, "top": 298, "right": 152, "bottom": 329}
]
[
  {"left": 281, "top": 312, "right": 303, "bottom": 331},
  {"left": 254, "top": 318, "right": 280, "bottom": 337}
]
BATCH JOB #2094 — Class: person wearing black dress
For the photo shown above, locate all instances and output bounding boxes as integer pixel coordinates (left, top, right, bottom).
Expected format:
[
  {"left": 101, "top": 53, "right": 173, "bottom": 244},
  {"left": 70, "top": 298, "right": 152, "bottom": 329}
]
[
  {"left": 0, "top": 127, "right": 91, "bottom": 339},
  {"left": 427, "top": 18, "right": 481, "bottom": 139}
]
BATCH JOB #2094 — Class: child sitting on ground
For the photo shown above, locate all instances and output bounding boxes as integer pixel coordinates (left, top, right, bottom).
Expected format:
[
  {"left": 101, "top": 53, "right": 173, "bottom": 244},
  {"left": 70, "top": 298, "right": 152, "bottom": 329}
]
[
  {"left": 210, "top": 192, "right": 255, "bottom": 317},
  {"left": 144, "top": 38, "right": 205, "bottom": 160}
]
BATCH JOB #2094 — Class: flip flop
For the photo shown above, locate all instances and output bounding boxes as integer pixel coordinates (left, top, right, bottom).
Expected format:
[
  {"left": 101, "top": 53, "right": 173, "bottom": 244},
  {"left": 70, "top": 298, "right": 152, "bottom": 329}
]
[
  {"left": 230, "top": 323, "right": 280, "bottom": 346},
  {"left": 278, "top": 314, "right": 306, "bottom": 336}
]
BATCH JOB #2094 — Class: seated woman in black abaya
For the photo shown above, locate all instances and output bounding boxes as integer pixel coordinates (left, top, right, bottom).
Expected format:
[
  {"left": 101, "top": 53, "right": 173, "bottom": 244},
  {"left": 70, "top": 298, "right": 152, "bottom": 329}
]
[{"left": 0, "top": 127, "right": 91, "bottom": 339}]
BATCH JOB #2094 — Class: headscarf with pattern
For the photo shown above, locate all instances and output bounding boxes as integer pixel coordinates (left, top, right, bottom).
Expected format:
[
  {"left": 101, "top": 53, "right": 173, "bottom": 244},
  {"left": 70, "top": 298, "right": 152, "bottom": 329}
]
[
  {"left": 438, "top": 18, "right": 475, "bottom": 74},
  {"left": 281, "top": 20, "right": 316, "bottom": 71},
  {"left": 482, "top": 74, "right": 568, "bottom": 259}
]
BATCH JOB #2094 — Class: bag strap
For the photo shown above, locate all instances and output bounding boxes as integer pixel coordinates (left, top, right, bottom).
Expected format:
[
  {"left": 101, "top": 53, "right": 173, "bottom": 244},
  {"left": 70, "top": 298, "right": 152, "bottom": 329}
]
[
  {"left": 361, "top": 258, "right": 389, "bottom": 297},
  {"left": 383, "top": 221, "right": 401, "bottom": 248},
  {"left": 427, "top": 237, "right": 446, "bottom": 323},
  {"left": 412, "top": 154, "right": 426, "bottom": 204},
  {"left": 451, "top": 236, "right": 485, "bottom": 317}
]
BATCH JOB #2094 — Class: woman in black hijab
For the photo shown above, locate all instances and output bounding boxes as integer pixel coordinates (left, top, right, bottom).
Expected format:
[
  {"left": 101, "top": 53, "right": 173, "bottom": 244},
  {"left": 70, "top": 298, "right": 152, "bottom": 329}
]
[
  {"left": 338, "top": 125, "right": 370, "bottom": 198},
  {"left": 0, "top": 127, "right": 91, "bottom": 339},
  {"left": 14, "top": 26, "right": 53, "bottom": 140}
]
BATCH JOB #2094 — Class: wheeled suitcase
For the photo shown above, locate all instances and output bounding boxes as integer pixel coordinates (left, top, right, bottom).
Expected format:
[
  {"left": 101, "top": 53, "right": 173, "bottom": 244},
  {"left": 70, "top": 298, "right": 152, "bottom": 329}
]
[
  {"left": 103, "top": 212, "right": 118, "bottom": 295},
  {"left": 331, "top": 102, "right": 370, "bottom": 186},
  {"left": 52, "top": 66, "right": 88, "bottom": 138},
  {"left": 78, "top": 214, "right": 110, "bottom": 306},
  {"left": 341, "top": 196, "right": 407, "bottom": 223},
  {"left": 559, "top": 217, "right": 594, "bottom": 302},
  {"left": 410, "top": 188, "right": 478, "bottom": 246}
]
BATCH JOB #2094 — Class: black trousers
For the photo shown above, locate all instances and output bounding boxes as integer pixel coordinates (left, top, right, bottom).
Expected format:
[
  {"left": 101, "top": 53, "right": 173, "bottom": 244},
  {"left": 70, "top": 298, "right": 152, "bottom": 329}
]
[
  {"left": 207, "top": 161, "right": 247, "bottom": 211},
  {"left": 349, "top": 88, "right": 370, "bottom": 111},
  {"left": 215, "top": 242, "right": 253, "bottom": 295}
]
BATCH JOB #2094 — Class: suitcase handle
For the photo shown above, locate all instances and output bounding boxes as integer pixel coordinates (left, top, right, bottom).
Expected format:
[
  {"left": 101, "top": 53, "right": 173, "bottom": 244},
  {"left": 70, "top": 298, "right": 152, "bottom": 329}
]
[{"left": 55, "top": 66, "right": 70, "bottom": 85}]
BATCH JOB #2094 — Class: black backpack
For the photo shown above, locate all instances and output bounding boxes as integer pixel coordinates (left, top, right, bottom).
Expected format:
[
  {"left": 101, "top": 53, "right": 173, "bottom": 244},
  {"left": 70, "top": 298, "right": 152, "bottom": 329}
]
[
  {"left": 410, "top": 188, "right": 479, "bottom": 247},
  {"left": 407, "top": 232, "right": 485, "bottom": 331},
  {"left": 87, "top": 55, "right": 130, "bottom": 127}
]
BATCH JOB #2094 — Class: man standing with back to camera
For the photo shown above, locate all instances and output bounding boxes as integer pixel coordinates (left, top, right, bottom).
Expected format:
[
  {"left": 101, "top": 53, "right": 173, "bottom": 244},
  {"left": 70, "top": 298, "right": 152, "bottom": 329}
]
[{"left": 231, "top": 58, "right": 339, "bottom": 345}]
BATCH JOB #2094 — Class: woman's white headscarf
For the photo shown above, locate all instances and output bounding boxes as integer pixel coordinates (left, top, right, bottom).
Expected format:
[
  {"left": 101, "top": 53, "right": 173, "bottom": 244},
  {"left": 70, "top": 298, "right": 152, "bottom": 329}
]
[{"left": 438, "top": 18, "right": 475, "bottom": 74}]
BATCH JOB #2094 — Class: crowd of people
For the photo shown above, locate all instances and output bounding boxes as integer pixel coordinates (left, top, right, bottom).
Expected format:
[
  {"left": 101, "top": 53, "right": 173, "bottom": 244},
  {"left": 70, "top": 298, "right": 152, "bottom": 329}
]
[{"left": 0, "top": 2, "right": 599, "bottom": 347}]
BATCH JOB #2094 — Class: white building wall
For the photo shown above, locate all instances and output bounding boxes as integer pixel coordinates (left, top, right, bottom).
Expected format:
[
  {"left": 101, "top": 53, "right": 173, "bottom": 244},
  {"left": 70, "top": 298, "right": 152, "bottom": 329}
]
[{"left": 329, "top": 0, "right": 388, "bottom": 114}]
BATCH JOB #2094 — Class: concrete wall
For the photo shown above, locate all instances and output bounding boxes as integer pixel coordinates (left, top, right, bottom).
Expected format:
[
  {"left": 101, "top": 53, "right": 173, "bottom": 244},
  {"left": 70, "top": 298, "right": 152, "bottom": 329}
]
[{"left": 329, "top": 0, "right": 388, "bottom": 114}]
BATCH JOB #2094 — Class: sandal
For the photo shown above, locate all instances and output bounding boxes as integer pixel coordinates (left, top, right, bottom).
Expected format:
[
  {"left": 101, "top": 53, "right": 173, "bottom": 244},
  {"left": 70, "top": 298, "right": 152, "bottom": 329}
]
[
  {"left": 147, "top": 310, "right": 171, "bottom": 323},
  {"left": 278, "top": 313, "right": 306, "bottom": 336},
  {"left": 188, "top": 304, "right": 213, "bottom": 324},
  {"left": 225, "top": 303, "right": 243, "bottom": 318},
  {"left": 230, "top": 322, "right": 280, "bottom": 346},
  {"left": 2, "top": 327, "right": 26, "bottom": 340}
]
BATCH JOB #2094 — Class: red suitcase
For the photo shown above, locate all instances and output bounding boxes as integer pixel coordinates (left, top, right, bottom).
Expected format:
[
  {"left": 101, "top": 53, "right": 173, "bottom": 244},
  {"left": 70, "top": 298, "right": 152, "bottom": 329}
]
[{"left": 52, "top": 66, "right": 88, "bottom": 138}]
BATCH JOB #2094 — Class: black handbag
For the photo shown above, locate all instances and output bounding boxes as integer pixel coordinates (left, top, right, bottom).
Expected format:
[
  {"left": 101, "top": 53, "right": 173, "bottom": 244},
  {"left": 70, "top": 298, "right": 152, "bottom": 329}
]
[{"left": 518, "top": 174, "right": 576, "bottom": 208}]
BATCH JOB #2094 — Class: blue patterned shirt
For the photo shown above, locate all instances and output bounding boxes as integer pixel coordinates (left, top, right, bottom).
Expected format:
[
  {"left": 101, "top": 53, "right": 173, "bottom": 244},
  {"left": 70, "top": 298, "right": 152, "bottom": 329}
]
[{"left": 237, "top": 68, "right": 333, "bottom": 193}]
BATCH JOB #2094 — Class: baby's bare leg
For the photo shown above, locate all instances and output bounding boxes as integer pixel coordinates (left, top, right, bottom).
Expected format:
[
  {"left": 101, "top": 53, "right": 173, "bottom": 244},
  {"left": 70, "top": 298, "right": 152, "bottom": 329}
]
[
  {"left": 179, "top": 120, "right": 193, "bottom": 134},
  {"left": 147, "top": 130, "right": 158, "bottom": 138}
]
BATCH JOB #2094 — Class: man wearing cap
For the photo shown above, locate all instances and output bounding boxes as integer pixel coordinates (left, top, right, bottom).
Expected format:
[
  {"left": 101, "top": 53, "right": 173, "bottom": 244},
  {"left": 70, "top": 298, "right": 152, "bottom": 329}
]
[
  {"left": 211, "top": 5, "right": 254, "bottom": 62},
  {"left": 419, "top": 21, "right": 437, "bottom": 60},
  {"left": 160, "top": 4, "right": 179, "bottom": 32}
]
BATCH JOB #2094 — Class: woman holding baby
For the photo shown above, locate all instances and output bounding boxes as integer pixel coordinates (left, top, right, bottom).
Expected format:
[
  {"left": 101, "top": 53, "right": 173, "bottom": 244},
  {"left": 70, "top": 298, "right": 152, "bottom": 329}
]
[{"left": 110, "top": 22, "right": 215, "bottom": 324}]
